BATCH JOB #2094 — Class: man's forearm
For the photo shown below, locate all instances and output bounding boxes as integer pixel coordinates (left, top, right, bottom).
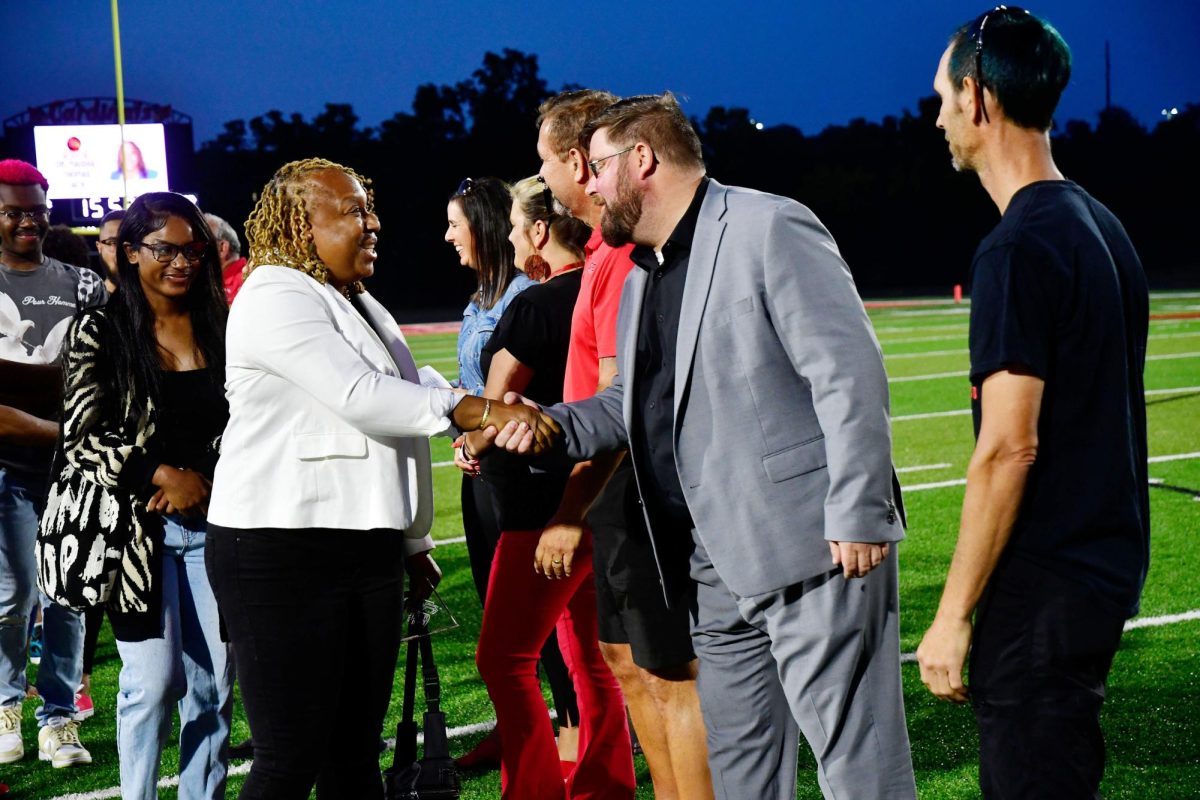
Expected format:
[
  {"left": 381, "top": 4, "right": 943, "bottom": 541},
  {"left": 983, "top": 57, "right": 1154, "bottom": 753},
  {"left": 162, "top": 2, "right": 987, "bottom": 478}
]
[
  {"left": 0, "top": 405, "right": 59, "bottom": 446},
  {"left": 935, "top": 452, "right": 1034, "bottom": 620}
]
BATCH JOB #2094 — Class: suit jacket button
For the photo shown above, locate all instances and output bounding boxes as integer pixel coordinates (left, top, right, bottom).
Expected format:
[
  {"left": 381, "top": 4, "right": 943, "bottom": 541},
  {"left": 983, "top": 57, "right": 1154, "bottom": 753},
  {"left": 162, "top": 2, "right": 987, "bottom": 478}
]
[{"left": 887, "top": 511, "right": 896, "bottom": 524}]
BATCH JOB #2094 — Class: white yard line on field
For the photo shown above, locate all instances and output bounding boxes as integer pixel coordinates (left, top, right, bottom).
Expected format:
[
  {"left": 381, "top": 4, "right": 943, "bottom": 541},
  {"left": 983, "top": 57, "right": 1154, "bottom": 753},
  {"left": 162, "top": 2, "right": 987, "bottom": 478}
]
[
  {"left": 898, "top": 609, "right": 1200, "bottom": 664},
  {"left": 901, "top": 451, "right": 1200, "bottom": 492},
  {"left": 892, "top": 409, "right": 973, "bottom": 422},
  {"left": 879, "top": 326, "right": 1199, "bottom": 350},
  {"left": 884, "top": 344, "right": 1198, "bottom": 362},
  {"left": 885, "top": 351, "right": 1199, "bottom": 385},
  {"left": 885, "top": 348, "right": 969, "bottom": 360},
  {"left": 896, "top": 463, "right": 953, "bottom": 473},
  {"left": 1147, "top": 351, "right": 1200, "bottom": 361},
  {"left": 904, "top": 478, "right": 967, "bottom": 492},
  {"left": 895, "top": 386, "right": 1199, "bottom": 422},
  {"left": 890, "top": 370, "right": 969, "bottom": 383},
  {"left": 1145, "top": 386, "right": 1200, "bottom": 396},
  {"left": 1148, "top": 451, "right": 1200, "bottom": 463}
]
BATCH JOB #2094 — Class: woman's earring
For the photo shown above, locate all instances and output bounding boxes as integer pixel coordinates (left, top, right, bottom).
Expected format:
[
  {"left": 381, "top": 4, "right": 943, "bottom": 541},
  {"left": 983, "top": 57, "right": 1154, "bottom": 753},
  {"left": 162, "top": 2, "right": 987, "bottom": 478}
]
[{"left": 524, "top": 253, "right": 551, "bottom": 281}]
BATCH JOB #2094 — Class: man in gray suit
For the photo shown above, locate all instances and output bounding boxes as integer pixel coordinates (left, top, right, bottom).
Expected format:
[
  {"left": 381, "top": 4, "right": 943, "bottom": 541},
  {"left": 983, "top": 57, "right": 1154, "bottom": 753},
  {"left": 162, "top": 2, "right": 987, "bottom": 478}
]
[{"left": 496, "top": 93, "right": 916, "bottom": 799}]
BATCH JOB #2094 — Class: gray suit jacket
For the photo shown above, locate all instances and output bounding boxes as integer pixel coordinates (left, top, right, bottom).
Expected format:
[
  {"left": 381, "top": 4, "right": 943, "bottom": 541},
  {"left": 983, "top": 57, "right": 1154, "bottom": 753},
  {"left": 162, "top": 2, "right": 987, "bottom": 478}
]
[{"left": 548, "top": 179, "right": 903, "bottom": 598}]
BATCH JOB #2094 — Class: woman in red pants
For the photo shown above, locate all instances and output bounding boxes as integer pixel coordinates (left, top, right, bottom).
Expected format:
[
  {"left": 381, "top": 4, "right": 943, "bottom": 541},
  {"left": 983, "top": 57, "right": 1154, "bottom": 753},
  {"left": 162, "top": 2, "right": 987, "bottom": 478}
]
[{"left": 460, "top": 176, "right": 635, "bottom": 799}]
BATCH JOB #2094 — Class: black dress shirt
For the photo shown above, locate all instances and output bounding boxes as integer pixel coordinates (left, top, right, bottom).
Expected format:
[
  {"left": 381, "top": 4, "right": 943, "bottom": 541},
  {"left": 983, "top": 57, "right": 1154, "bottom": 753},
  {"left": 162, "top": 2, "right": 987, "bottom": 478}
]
[{"left": 629, "top": 178, "right": 709, "bottom": 536}]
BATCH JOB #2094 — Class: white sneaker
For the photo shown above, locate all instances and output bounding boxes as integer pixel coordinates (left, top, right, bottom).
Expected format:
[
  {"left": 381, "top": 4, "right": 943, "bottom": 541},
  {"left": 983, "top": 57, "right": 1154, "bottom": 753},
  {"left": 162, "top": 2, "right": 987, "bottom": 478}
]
[
  {"left": 37, "top": 718, "right": 91, "bottom": 768},
  {"left": 0, "top": 705, "right": 22, "bottom": 763}
]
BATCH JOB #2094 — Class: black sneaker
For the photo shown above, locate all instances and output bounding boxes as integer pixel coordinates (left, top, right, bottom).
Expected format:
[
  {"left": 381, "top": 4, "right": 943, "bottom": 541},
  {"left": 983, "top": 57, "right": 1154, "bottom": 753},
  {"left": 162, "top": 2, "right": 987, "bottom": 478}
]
[{"left": 228, "top": 738, "right": 254, "bottom": 760}]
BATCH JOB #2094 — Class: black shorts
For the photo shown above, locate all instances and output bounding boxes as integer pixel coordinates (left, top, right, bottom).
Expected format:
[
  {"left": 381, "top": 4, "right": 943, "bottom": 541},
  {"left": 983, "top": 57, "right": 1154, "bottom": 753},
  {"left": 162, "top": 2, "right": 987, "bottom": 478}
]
[{"left": 588, "top": 462, "right": 696, "bottom": 671}]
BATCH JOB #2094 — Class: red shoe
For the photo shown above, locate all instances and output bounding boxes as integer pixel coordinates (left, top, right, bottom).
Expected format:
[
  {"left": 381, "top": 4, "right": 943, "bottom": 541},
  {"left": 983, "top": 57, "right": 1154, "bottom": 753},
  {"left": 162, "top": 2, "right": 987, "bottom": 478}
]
[
  {"left": 74, "top": 692, "right": 94, "bottom": 721},
  {"left": 455, "top": 729, "right": 501, "bottom": 770}
]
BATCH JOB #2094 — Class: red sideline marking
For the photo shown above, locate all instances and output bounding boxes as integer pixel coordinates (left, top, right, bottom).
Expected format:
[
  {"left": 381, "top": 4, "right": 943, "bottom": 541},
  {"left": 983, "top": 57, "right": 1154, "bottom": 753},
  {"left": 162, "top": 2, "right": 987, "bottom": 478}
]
[
  {"left": 400, "top": 321, "right": 462, "bottom": 336},
  {"left": 863, "top": 299, "right": 961, "bottom": 309},
  {"left": 1151, "top": 312, "right": 1200, "bottom": 321}
]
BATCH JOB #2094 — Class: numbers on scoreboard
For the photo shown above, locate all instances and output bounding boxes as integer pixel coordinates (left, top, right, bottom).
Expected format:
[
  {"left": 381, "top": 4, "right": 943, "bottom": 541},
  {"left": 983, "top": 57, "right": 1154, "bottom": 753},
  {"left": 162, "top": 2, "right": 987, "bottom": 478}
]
[{"left": 78, "top": 197, "right": 126, "bottom": 220}]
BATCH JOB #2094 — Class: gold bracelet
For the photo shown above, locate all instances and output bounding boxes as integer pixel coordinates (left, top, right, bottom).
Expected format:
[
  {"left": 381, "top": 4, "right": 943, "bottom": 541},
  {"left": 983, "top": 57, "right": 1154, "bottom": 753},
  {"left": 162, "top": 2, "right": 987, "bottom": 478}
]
[{"left": 477, "top": 398, "right": 491, "bottom": 431}]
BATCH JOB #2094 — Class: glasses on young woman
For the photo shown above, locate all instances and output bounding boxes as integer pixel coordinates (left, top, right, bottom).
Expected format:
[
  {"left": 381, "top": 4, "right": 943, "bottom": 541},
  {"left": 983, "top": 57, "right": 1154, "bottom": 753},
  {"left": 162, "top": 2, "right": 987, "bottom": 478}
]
[
  {"left": 136, "top": 241, "right": 208, "bottom": 264},
  {"left": 966, "top": 5, "right": 1029, "bottom": 123}
]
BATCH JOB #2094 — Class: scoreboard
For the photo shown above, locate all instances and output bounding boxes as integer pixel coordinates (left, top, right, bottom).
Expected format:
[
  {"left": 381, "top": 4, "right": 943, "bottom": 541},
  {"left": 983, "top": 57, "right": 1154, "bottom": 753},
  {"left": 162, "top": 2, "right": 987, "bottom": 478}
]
[{"left": 2, "top": 99, "right": 195, "bottom": 225}]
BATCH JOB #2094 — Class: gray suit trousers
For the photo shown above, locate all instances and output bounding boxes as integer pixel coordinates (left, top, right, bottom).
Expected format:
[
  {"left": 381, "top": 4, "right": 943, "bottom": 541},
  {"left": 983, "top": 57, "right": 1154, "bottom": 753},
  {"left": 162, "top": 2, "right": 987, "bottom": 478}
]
[{"left": 690, "top": 536, "right": 916, "bottom": 800}]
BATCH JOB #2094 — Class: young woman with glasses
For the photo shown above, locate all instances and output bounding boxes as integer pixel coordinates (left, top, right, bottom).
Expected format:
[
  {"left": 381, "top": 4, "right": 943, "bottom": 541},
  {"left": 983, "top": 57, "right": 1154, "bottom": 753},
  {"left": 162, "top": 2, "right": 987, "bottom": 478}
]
[{"left": 41, "top": 191, "right": 233, "bottom": 797}]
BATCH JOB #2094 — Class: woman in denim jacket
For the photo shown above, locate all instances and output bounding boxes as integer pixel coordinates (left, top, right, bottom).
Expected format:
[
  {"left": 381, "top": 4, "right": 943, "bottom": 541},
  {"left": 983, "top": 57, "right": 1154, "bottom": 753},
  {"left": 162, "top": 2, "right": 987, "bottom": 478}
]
[
  {"left": 446, "top": 177, "right": 536, "bottom": 396},
  {"left": 443, "top": 176, "right": 545, "bottom": 769}
]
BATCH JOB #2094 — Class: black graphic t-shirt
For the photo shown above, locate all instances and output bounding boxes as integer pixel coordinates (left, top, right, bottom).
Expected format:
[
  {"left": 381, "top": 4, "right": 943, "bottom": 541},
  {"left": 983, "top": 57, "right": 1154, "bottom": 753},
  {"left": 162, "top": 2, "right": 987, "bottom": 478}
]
[{"left": 1, "top": 256, "right": 107, "bottom": 479}]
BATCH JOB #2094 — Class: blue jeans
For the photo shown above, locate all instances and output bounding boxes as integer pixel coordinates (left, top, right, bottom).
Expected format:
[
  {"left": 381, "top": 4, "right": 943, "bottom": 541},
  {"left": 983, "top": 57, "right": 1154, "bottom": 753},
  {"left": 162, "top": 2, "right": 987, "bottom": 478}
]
[
  {"left": 0, "top": 467, "right": 84, "bottom": 723},
  {"left": 116, "top": 517, "right": 232, "bottom": 800}
]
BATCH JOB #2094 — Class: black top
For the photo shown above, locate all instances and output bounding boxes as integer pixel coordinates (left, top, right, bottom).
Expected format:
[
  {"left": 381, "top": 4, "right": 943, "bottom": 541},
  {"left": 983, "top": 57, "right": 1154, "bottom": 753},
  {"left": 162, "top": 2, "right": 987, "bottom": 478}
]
[
  {"left": 157, "top": 368, "right": 229, "bottom": 481},
  {"left": 479, "top": 269, "right": 582, "bottom": 530},
  {"left": 968, "top": 180, "right": 1150, "bottom": 616},
  {"left": 628, "top": 178, "right": 708, "bottom": 536}
]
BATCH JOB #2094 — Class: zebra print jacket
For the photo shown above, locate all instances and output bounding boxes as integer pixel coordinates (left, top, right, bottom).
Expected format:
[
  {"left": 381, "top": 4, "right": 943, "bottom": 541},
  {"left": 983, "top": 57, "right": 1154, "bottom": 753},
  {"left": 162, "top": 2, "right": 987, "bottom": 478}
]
[{"left": 37, "top": 308, "right": 218, "bottom": 641}]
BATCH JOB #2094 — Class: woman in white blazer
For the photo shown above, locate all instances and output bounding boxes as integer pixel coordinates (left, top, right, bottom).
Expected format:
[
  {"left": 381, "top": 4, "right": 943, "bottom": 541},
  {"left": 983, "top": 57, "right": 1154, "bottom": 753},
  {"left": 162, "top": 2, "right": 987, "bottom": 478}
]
[{"left": 204, "top": 158, "right": 557, "bottom": 800}]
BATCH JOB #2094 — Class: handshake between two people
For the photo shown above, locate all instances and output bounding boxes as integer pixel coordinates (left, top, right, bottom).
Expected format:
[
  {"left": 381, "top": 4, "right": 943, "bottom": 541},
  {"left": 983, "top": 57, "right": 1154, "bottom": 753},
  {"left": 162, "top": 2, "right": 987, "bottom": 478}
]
[{"left": 452, "top": 392, "right": 558, "bottom": 471}]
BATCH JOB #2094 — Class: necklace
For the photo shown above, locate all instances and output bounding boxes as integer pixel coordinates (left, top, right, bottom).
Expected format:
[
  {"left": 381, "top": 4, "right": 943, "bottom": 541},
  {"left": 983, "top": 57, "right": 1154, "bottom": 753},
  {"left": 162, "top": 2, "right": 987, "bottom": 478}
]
[{"left": 548, "top": 261, "right": 584, "bottom": 279}]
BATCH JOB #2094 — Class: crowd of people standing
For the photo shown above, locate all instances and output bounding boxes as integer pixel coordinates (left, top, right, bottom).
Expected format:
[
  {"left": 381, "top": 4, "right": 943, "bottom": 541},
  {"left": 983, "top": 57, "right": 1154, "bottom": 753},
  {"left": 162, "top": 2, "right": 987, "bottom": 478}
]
[{"left": 0, "top": 7, "right": 1152, "bottom": 800}]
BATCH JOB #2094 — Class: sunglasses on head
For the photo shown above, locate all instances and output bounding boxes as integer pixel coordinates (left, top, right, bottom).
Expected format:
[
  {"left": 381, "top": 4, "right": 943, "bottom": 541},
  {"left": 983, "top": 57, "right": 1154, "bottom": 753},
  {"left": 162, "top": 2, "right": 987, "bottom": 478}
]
[
  {"left": 454, "top": 177, "right": 474, "bottom": 197},
  {"left": 967, "top": 5, "right": 1030, "bottom": 123},
  {"left": 536, "top": 176, "right": 556, "bottom": 219}
]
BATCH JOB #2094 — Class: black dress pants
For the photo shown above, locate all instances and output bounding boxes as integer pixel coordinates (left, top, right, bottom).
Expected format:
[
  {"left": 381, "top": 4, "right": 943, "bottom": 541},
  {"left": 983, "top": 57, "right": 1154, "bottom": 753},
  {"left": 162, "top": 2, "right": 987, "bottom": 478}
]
[
  {"left": 970, "top": 555, "right": 1128, "bottom": 800},
  {"left": 206, "top": 525, "right": 405, "bottom": 800}
]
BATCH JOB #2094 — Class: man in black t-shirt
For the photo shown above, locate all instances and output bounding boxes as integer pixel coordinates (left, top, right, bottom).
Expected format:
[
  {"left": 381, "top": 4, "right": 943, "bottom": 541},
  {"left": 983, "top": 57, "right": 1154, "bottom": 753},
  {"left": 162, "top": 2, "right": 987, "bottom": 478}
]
[{"left": 916, "top": 9, "right": 1150, "bottom": 799}]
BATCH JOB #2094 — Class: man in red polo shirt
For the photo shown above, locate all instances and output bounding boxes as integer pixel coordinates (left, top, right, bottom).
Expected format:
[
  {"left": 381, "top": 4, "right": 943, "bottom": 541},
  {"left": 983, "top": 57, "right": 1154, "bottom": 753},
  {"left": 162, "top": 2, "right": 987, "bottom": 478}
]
[
  {"left": 205, "top": 213, "right": 247, "bottom": 304},
  {"left": 534, "top": 90, "right": 713, "bottom": 800}
]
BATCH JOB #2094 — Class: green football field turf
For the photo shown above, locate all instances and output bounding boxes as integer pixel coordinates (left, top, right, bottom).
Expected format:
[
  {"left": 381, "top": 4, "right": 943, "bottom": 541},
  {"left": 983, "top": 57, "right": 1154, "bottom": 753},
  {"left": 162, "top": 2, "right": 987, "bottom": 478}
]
[{"left": 7, "top": 292, "right": 1199, "bottom": 799}]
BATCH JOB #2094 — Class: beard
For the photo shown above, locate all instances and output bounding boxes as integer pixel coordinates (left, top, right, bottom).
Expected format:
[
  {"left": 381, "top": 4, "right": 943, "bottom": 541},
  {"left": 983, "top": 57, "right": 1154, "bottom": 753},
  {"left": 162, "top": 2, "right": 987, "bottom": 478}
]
[
  {"left": 946, "top": 133, "right": 975, "bottom": 174},
  {"left": 599, "top": 168, "right": 643, "bottom": 248}
]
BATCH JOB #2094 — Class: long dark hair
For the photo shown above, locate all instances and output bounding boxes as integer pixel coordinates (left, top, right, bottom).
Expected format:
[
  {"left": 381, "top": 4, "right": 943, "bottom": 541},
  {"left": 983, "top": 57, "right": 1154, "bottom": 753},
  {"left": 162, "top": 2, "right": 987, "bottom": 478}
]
[
  {"left": 450, "top": 176, "right": 518, "bottom": 310},
  {"left": 110, "top": 192, "right": 227, "bottom": 417}
]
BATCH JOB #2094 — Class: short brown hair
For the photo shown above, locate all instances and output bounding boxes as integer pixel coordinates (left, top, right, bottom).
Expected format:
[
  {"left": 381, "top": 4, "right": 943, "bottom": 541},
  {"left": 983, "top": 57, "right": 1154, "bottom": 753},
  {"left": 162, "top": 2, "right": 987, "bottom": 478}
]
[
  {"left": 537, "top": 89, "right": 619, "bottom": 159},
  {"left": 581, "top": 92, "right": 704, "bottom": 170}
]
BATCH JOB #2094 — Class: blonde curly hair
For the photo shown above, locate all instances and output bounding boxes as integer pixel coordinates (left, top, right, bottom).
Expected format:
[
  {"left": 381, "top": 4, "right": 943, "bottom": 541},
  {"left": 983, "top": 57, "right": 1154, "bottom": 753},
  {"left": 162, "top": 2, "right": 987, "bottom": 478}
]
[{"left": 243, "top": 157, "right": 374, "bottom": 295}]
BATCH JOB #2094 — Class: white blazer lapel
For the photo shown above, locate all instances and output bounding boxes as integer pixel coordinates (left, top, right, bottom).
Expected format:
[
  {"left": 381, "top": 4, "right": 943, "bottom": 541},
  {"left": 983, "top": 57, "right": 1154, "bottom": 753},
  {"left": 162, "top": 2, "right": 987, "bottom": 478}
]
[
  {"left": 353, "top": 290, "right": 435, "bottom": 537},
  {"left": 351, "top": 291, "right": 421, "bottom": 383},
  {"left": 674, "top": 181, "right": 728, "bottom": 421}
]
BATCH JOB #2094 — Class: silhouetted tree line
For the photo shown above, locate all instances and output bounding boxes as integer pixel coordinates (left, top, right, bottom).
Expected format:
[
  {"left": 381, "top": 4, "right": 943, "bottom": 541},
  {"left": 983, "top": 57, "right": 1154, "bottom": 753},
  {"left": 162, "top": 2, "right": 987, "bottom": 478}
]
[{"left": 194, "top": 49, "right": 1199, "bottom": 318}]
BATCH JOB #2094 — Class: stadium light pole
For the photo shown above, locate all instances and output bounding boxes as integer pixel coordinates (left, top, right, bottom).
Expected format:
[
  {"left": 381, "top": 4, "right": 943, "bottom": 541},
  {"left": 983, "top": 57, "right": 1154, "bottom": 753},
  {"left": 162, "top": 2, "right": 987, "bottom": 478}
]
[{"left": 111, "top": 0, "right": 129, "bottom": 203}]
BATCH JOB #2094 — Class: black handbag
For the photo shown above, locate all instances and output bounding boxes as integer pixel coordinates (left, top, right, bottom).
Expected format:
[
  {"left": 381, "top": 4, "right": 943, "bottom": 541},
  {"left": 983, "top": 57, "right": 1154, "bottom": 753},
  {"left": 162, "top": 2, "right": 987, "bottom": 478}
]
[{"left": 384, "top": 617, "right": 461, "bottom": 800}]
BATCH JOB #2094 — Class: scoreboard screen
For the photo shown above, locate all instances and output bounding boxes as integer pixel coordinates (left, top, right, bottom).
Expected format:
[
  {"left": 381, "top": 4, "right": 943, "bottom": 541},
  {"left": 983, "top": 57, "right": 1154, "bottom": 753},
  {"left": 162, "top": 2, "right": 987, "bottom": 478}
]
[{"left": 34, "top": 123, "right": 171, "bottom": 201}]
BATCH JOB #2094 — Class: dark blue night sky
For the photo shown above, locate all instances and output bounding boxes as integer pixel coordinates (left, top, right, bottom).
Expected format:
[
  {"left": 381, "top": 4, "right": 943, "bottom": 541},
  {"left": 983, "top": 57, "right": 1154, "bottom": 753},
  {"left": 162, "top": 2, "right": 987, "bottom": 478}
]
[{"left": 5, "top": 0, "right": 1199, "bottom": 145}]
